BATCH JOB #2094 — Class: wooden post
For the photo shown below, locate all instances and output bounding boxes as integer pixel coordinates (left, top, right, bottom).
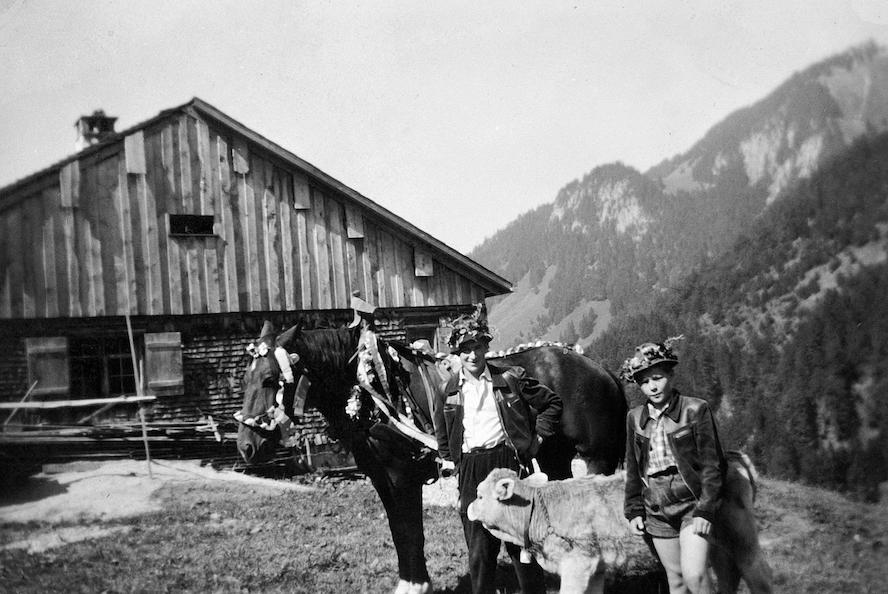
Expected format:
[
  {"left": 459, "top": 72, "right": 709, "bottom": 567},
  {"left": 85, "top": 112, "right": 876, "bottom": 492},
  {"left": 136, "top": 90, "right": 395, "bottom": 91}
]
[
  {"left": 125, "top": 312, "right": 152, "bottom": 479},
  {"left": 2, "top": 380, "right": 39, "bottom": 426}
]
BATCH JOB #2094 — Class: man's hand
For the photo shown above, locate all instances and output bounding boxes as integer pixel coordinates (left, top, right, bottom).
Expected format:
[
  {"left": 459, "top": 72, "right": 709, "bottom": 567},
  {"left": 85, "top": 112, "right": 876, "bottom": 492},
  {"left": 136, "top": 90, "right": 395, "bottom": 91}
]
[
  {"left": 439, "top": 459, "right": 455, "bottom": 477},
  {"left": 691, "top": 516, "right": 712, "bottom": 536},
  {"left": 628, "top": 516, "right": 645, "bottom": 536}
]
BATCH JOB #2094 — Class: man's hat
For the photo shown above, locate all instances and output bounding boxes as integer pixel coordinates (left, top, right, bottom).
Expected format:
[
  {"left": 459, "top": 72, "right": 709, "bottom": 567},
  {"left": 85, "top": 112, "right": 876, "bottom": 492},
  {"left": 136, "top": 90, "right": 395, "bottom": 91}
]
[
  {"left": 348, "top": 293, "right": 377, "bottom": 328},
  {"left": 447, "top": 302, "right": 493, "bottom": 353},
  {"left": 619, "top": 336, "right": 683, "bottom": 382}
]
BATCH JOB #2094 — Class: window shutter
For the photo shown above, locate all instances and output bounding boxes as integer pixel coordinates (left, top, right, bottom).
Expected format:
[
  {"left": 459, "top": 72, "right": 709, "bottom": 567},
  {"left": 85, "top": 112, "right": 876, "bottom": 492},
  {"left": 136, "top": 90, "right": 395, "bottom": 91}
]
[
  {"left": 144, "top": 332, "right": 184, "bottom": 396},
  {"left": 414, "top": 248, "right": 434, "bottom": 277},
  {"left": 25, "top": 337, "right": 70, "bottom": 396}
]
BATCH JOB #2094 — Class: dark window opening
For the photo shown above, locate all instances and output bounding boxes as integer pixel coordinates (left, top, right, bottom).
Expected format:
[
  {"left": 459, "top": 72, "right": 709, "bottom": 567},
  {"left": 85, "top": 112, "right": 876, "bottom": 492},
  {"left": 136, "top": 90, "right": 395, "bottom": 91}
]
[
  {"left": 169, "top": 214, "right": 215, "bottom": 236},
  {"left": 70, "top": 335, "right": 138, "bottom": 398},
  {"left": 406, "top": 325, "right": 438, "bottom": 352}
]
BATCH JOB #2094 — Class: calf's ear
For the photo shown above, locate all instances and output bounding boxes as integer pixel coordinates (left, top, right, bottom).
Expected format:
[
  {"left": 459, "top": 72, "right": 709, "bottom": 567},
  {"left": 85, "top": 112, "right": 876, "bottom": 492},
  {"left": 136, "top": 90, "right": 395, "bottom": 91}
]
[{"left": 494, "top": 477, "right": 516, "bottom": 501}]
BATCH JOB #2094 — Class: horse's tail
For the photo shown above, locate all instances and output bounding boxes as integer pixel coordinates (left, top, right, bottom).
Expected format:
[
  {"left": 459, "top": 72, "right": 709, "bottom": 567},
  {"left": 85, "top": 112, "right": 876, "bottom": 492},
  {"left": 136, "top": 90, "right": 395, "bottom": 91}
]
[
  {"left": 725, "top": 449, "right": 759, "bottom": 503},
  {"left": 604, "top": 366, "right": 628, "bottom": 468}
]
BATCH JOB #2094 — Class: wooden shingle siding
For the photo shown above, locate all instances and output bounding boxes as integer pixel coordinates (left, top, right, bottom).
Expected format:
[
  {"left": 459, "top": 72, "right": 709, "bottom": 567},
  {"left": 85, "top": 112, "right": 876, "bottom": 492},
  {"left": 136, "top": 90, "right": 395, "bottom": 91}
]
[{"left": 0, "top": 105, "right": 501, "bottom": 322}]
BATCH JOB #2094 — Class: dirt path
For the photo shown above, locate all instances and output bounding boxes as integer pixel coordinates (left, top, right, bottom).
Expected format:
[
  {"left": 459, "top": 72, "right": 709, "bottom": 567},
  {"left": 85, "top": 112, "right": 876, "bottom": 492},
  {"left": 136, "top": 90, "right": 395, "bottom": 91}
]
[
  {"left": 0, "top": 459, "right": 458, "bottom": 555},
  {"left": 0, "top": 459, "right": 314, "bottom": 553}
]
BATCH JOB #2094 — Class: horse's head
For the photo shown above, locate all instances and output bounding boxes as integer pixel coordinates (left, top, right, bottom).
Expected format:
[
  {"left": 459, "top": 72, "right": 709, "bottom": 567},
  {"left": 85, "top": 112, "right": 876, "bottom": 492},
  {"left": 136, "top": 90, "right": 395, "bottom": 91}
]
[
  {"left": 235, "top": 323, "right": 306, "bottom": 465},
  {"left": 236, "top": 352, "right": 283, "bottom": 464}
]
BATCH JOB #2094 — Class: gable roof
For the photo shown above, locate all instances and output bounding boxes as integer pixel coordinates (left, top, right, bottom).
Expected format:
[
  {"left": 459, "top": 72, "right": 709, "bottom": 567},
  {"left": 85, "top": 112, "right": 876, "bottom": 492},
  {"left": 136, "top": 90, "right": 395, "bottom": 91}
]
[{"left": 0, "top": 97, "right": 511, "bottom": 296}]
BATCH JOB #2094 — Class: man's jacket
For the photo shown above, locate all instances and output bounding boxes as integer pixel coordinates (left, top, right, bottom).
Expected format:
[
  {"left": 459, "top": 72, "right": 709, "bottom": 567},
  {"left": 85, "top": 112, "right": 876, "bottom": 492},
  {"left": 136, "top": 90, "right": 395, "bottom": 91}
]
[
  {"left": 433, "top": 363, "right": 562, "bottom": 467},
  {"left": 624, "top": 392, "right": 726, "bottom": 523}
]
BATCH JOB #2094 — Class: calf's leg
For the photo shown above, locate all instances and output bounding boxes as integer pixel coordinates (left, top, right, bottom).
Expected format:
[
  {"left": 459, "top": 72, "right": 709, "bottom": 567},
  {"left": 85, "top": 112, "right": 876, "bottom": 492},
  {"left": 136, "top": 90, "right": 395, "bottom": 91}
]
[{"left": 557, "top": 555, "right": 602, "bottom": 594}]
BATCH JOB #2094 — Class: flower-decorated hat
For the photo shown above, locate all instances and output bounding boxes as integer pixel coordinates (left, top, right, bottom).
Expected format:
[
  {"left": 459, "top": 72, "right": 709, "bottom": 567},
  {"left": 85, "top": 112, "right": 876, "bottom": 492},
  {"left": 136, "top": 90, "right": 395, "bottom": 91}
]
[
  {"left": 447, "top": 303, "right": 493, "bottom": 353},
  {"left": 348, "top": 293, "right": 377, "bottom": 329},
  {"left": 619, "top": 336, "right": 683, "bottom": 382}
]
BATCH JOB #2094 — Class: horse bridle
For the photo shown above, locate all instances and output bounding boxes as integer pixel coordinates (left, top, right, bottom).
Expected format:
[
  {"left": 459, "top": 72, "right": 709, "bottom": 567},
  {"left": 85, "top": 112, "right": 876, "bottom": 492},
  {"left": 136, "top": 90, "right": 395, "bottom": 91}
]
[{"left": 234, "top": 345, "right": 310, "bottom": 433}]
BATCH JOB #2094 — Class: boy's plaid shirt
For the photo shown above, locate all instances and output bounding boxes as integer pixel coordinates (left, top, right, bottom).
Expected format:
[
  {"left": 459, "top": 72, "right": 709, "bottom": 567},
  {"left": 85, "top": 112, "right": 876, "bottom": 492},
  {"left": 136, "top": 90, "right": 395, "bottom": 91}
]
[{"left": 646, "top": 404, "right": 677, "bottom": 474}]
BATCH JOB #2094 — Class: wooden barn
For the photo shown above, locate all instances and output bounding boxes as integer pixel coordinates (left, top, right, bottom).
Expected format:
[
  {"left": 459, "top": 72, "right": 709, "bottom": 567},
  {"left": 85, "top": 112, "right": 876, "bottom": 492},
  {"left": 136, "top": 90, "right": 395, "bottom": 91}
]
[{"left": 0, "top": 98, "right": 510, "bottom": 455}]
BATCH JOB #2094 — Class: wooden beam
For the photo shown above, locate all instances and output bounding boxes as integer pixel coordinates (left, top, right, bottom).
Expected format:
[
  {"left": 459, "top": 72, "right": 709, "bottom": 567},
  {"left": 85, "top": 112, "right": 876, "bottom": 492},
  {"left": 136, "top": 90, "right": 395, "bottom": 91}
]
[
  {"left": 59, "top": 161, "right": 80, "bottom": 207},
  {"left": 160, "top": 125, "right": 185, "bottom": 315},
  {"left": 0, "top": 395, "right": 156, "bottom": 409},
  {"left": 345, "top": 204, "right": 364, "bottom": 238},
  {"left": 278, "top": 169, "right": 296, "bottom": 310},
  {"left": 232, "top": 137, "right": 249, "bottom": 174},
  {"left": 124, "top": 131, "right": 147, "bottom": 174},
  {"left": 216, "top": 134, "right": 238, "bottom": 311}
]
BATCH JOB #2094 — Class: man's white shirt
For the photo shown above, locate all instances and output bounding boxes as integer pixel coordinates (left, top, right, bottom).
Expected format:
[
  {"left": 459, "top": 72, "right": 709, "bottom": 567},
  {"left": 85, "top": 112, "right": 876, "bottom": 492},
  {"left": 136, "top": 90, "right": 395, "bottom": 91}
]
[{"left": 460, "top": 366, "right": 506, "bottom": 452}]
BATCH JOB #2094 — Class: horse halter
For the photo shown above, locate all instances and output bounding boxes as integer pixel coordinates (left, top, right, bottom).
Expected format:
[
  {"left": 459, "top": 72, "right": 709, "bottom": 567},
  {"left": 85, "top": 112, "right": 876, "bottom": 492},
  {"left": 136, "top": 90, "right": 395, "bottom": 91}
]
[{"left": 235, "top": 345, "right": 310, "bottom": 433}]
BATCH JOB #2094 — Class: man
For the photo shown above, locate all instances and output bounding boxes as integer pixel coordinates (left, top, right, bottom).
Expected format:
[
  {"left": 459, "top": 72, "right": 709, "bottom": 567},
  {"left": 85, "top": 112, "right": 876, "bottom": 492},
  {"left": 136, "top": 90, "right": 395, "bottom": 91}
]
[{"left": 433, "top": 306, "right": 562, "bottom": 594}]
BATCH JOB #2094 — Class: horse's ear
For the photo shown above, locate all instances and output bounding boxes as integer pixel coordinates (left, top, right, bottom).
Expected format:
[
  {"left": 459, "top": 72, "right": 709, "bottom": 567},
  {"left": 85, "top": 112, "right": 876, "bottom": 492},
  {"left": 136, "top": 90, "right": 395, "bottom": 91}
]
[
  {"left": 277, "top": 323, "right": 301, "bottom": 348},
  {"left": 494, "top": 477, "right": 516, "bottom": 501}
]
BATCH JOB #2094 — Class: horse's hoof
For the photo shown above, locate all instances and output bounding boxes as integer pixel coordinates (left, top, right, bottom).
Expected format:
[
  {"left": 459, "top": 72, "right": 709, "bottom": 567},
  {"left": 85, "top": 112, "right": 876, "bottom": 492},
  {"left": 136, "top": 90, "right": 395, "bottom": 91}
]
[{"left": 394, "top": 580, "right": 431, "bottom": 594}]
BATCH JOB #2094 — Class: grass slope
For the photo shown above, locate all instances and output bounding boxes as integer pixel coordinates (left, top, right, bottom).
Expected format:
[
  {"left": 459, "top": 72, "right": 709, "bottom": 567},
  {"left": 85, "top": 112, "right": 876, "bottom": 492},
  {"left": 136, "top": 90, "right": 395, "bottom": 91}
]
[{"left": 0, "top": 472, "right": 885, "bottom": 593}]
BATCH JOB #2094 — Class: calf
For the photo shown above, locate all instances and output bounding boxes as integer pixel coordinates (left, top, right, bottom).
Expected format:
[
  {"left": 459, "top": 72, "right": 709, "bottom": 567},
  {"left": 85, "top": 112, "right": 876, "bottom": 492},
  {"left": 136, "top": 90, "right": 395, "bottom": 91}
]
[{"left": 467, "top": 453, "right": 772, "bottom": 594}]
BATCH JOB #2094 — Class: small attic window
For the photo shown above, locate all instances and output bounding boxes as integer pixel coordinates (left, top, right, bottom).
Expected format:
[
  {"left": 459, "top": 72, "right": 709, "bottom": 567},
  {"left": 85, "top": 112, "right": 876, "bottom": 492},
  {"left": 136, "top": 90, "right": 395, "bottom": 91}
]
[{"left": 169, "top": 214, "right": 215, "bottom": 237}]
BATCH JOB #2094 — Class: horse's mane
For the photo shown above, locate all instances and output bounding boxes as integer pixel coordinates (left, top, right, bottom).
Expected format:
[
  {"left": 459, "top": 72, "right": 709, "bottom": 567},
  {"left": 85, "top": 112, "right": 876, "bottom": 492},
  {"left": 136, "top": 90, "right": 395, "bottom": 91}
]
[
  {"left": 487, "top": 340, "right": 584, "bottom": 359},
  {"left": 290, "top": 327, "right": 358, "bottom": 374}
]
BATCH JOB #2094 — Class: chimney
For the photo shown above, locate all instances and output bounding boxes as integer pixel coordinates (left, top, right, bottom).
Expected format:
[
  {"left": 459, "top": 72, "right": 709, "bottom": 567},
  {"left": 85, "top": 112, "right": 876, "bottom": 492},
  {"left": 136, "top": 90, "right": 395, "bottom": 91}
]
[{"left": 74, "top": 109, "right": 118, "bottom": 151}]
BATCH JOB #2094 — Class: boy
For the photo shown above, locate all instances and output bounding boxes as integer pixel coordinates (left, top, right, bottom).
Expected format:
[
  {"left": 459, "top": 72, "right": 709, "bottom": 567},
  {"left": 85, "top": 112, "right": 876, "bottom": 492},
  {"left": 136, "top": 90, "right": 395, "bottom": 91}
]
[{"left": 621, "top": 338, "right": 726, "bottom": 594}]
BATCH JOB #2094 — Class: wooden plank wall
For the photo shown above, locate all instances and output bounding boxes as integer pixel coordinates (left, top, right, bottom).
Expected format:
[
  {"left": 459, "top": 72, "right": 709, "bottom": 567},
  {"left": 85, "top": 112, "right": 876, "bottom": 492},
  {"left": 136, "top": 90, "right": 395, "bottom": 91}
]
[{"left": 0, "top": 112, "right": 488, "bottom": 319}]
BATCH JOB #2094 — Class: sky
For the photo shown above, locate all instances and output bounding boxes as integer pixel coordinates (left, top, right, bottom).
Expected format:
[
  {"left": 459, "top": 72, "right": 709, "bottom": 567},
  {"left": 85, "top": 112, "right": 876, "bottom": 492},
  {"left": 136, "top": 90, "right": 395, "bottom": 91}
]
[{"left": 2, "top": 1, "right": 888, "bottom": 254}]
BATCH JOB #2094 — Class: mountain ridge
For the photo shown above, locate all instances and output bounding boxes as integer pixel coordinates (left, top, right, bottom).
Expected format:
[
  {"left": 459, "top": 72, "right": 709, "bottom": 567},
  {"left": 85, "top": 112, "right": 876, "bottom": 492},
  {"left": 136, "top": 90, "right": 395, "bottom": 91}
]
[{"left": 472, "top": 41, "right": 888, "bottom": 349}]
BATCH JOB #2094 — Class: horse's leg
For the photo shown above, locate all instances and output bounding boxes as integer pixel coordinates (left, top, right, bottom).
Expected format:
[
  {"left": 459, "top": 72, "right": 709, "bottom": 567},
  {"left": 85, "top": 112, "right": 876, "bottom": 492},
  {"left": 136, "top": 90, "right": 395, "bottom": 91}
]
[
  {"left": 381, "top": 480, "right": 430, "bottom": 593},
  {"left": 353, "top": 443, "right": 430, "bottom": 591}
]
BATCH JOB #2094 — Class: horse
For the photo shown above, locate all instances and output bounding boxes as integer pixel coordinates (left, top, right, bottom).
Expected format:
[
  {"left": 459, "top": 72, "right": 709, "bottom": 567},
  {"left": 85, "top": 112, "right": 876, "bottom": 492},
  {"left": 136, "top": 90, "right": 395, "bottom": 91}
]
[{"left": 236, "top": 325, "right": 627, "bottom": 593}]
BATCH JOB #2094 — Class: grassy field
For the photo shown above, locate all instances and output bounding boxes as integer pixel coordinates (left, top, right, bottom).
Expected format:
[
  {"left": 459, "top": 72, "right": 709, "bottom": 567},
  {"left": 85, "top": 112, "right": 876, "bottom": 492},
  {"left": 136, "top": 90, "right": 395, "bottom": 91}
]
[{"left": 0, "top": 466, "right": 885, "bottom": 593}]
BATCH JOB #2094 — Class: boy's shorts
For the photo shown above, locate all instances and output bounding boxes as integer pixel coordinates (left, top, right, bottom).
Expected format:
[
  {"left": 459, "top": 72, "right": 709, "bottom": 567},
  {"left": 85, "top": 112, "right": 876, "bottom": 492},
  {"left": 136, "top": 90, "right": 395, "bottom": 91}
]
[{"left": 643, "top": 469, "right": 697, "bottom": 538}]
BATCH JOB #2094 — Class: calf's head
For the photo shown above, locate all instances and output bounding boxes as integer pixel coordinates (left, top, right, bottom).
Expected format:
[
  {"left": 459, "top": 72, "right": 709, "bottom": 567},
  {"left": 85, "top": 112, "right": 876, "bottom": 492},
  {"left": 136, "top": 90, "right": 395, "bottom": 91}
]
[{"left": 466, "top": 468, "right": 535, "bottom": 547}]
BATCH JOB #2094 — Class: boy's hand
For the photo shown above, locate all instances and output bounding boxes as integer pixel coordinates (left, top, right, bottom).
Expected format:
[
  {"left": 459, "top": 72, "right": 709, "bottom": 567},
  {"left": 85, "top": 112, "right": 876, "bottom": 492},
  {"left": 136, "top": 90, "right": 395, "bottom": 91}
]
[
  {"left": 628, "top": 516, "right": 645, "bottom": 536},
  {"left": 692, "top": 516, "right": 712, "bottom": 536}
]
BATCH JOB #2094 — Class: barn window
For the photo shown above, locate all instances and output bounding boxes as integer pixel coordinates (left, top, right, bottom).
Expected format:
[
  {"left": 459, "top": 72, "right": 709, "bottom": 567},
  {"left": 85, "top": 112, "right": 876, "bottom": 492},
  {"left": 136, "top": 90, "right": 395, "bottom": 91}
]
[
  {"left": 69, "top": 335, "right": 138, "bottom": 398},
  {"left": 169, "top": 214, "right": 215, "bottom": 237},
  {"left": 25, "top": 337, "right": 70, "bottom": 397}
]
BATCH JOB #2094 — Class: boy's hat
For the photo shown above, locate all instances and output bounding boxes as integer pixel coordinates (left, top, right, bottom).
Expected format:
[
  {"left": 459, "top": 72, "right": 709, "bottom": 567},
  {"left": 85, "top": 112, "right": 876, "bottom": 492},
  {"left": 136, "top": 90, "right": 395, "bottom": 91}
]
[
  {"left": 619, "top": 336, "right": 683, "bottom": 382},
  {"left": 447, "top": 303, "right": 493, "bottom": 353},
  {"left": 348, "top": 293, "right": 377, "bottom": 328}
]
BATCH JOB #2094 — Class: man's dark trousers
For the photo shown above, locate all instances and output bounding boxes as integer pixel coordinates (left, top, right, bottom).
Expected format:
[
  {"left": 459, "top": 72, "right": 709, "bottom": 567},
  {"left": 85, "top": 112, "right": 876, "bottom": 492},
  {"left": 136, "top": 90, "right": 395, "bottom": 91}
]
[{"left": 457, "top": 443, "right": 546, "bottom": 594}]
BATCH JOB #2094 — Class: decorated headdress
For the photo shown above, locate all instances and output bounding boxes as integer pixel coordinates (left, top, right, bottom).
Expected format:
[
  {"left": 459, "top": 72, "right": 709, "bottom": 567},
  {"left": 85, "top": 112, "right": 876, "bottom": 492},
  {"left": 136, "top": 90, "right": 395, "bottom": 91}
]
[
  {"left": 348, "top": 293, "right": 377, "bottom": 329},
  {"left": 619, "top": 335, "right": 683, "bottom": 383},
  {"left": 447, "top": 302, "right": 493, "bottom": 353}
]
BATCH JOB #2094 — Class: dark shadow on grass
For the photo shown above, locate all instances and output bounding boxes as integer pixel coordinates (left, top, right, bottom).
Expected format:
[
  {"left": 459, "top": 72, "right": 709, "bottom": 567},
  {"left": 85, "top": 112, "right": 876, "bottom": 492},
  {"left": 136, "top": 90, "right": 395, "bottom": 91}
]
[
  {"left": 434, "top": 563, "right": 666, "bottom": 593},
  {"left": 433, "top": 561, "right": 561, "bottom": 593},
  {"left": 0, "top": 475, "right": 68, "bottom": 505}
]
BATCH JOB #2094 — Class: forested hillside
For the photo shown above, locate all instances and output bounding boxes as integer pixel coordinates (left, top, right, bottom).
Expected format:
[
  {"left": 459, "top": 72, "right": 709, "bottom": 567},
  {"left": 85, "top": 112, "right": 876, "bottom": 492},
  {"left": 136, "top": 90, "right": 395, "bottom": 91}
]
[{"left": 586, "top": 132, "right": 888, "bottom": 500}]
